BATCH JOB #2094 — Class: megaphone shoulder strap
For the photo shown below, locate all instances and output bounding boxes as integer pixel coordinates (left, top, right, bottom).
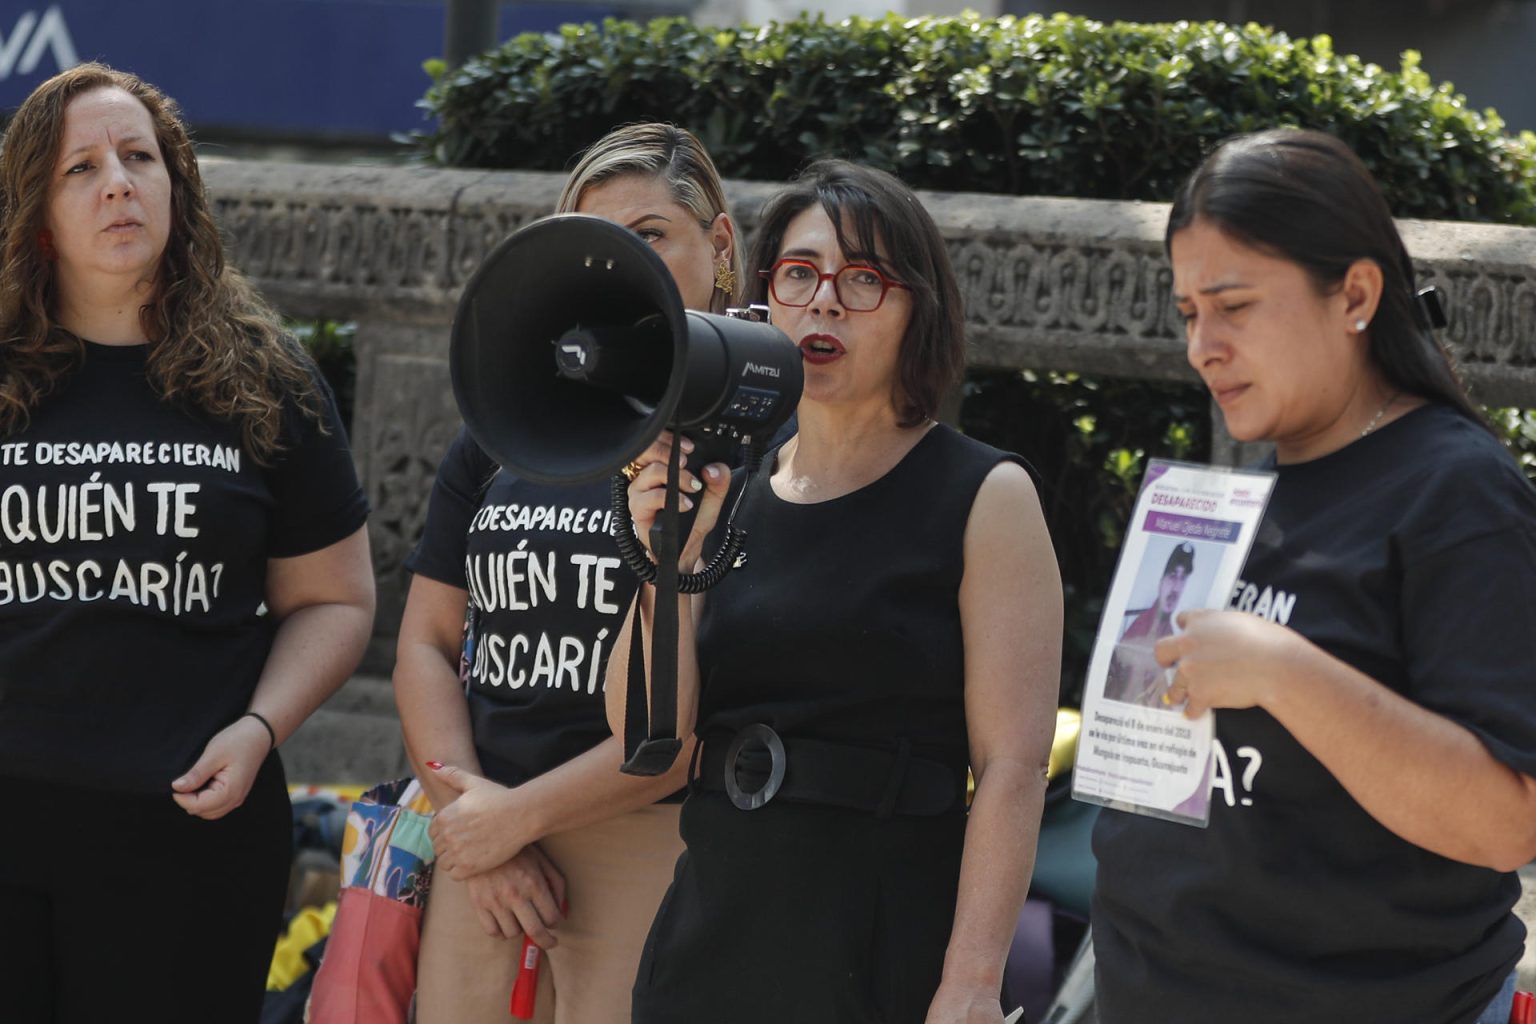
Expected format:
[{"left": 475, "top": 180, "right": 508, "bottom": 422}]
[
  {"left": 616, "top": 441, "right": 764, "bottom": 776},
  {"left": 621, "top": 438, "right": 684, "bottom": 776}
]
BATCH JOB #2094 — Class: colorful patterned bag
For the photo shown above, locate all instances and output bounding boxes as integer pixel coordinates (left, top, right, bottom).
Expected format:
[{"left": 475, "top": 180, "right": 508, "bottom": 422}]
[{"left": 308, "top": 777, "right": 435, "bottom": 1024}]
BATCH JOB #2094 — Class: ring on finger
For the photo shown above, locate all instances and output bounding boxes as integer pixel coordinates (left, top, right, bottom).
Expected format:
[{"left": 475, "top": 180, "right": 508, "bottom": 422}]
[{"left": 620, "top": 458, "right": 646, "bottom": 482}]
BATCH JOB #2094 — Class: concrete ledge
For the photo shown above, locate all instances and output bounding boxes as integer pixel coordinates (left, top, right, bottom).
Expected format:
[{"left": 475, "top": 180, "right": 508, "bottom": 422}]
[{"left": 203, "top": 158, "right": 1536, "bottom": 402}]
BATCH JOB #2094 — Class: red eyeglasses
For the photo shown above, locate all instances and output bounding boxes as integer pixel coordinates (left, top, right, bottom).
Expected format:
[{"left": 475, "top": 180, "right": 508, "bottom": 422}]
[{"left": 759, "top": 258, "right": 909, "bottom": 312}]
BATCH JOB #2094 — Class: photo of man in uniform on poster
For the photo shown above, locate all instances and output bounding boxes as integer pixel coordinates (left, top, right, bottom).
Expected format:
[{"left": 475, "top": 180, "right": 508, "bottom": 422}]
[{"left": 1103, "top": 540, "right": 1198, "bottom": 707}]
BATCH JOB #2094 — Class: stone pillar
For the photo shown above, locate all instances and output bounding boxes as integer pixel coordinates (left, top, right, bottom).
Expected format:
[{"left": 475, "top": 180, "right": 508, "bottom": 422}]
[{"left": 349, "top": 315, "right": 463, "bottom": 669}]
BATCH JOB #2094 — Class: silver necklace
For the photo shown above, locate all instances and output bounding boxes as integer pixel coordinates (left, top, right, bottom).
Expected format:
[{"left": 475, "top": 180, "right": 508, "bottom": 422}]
[{"left": 1360, "top": 391, "right": 1399, "bottom": 437}]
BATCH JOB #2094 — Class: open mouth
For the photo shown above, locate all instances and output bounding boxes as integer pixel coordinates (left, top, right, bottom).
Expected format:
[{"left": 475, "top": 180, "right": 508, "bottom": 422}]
[{"left": 799, "top": 335, "right": 845, "bottom": 363}]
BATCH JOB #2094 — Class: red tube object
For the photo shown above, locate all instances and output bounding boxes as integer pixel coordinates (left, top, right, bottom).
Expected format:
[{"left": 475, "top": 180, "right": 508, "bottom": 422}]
[
  {"left": 510, "top": 900, "right": 568, "bottom": 1020},
  {"left": 509, "top": 936, "right": 541, "bottom": 1020},
  {"left": 1510, "top": 991, "right": 1534, "bottom": 1024}
]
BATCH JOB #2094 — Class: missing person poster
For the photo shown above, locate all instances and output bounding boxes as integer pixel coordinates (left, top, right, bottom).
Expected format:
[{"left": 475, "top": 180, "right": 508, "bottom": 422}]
[{"left": 1072, "top": 459, "right": 1276, "bottom": 827}]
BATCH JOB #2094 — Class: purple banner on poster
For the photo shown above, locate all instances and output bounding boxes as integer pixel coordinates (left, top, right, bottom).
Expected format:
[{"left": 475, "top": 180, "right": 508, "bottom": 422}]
[{"left": 1142, "top": 511, "right": 1242, "bottom": 543}]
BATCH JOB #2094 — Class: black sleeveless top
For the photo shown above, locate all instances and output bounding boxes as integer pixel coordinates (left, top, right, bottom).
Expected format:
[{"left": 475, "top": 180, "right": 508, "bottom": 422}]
[{"left": 694, "top": 424, "right": 1022, "bottom": 790}]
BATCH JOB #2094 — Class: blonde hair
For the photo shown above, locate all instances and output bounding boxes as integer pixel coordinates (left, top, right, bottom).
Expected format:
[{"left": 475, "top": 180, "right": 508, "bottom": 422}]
[
  {"left": 557, "top": 123, "right": 740, "bottom": 313},
  {"left": 0, "top": 62, "right": 322, "bottom": 461}
]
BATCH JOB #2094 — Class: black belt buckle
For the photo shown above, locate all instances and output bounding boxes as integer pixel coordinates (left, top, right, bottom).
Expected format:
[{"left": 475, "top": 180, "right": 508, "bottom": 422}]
[{"left": 722, "top": 724, "right": 786, "bottom": 811}]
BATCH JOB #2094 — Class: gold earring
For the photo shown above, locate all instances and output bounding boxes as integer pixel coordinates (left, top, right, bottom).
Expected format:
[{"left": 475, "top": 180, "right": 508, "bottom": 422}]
[{"left": 714, "top": 260, "right": 737, "bottom": 295}]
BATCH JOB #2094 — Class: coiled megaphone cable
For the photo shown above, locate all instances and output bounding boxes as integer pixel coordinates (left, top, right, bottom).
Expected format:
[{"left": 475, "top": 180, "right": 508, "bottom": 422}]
[{"left": 608, "top": 442, "right": 762, "bottom": 593}]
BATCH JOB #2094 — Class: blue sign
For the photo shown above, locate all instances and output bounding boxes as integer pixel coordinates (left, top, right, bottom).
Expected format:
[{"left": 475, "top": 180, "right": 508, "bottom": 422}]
[{"left": 0, "top": 1, "right": 622, "bottom": 139}]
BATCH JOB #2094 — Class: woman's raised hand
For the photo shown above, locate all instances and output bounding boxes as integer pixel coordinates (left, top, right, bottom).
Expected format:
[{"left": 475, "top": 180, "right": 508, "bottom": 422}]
[
  {"left": 625, "top": 430, "right": 731, "bottom": 571},
  {"left": 1154, "top": 609, "right": 1308, "bottom": 717}
]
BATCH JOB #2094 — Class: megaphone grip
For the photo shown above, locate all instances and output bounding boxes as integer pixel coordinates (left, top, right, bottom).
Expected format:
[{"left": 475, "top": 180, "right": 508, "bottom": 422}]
[{"left": 608, "top": 476, "right": 747, "bottom": 594}]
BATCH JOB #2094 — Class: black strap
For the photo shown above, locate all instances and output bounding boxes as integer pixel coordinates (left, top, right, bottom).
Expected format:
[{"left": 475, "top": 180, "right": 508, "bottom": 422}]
[{"left": 620, "top": 436, "right": 684, "bottom": 776}]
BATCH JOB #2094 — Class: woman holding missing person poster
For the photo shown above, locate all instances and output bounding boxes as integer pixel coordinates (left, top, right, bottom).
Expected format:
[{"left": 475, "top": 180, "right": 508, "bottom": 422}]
[
  {"left": 1092, "top": 129, "right": 1536, "bottom": 1024},
  {"left": 394, "top": 123, "right": 754, "bottom": 1024},
  {"left": 0, "top": 65, "right": 373, "bottom": 1022}
]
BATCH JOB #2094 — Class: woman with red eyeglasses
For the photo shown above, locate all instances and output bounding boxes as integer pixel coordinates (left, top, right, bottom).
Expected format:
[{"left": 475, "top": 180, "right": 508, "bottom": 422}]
[{"left": 607, "top": 160, "right": 1063, "bottom": 1024}]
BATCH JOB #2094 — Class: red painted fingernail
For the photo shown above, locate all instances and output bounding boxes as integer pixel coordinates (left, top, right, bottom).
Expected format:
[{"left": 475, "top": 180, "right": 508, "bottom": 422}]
[{"left": 426, "top": 761, "right": 444, "bottom": 770}]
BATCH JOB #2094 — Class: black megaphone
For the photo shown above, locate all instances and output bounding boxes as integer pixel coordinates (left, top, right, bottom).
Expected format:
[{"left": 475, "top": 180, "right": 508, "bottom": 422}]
[{"left": 449, "top": 214, "right": 801, "bottom": 485}]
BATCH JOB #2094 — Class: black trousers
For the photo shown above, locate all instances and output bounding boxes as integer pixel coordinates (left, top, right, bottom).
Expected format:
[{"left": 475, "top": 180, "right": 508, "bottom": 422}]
[
  {"left": 0, "top": 753, "right": 291, "bottom": 1024},
  {"left": 633, "top": 792, "right": 966, "bottom": 1024}
]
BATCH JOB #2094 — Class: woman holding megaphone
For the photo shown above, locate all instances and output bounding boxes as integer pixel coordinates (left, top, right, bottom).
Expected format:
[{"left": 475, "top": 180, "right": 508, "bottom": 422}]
[
  {"left": 394, "top": 123, "right": 746, "bottom": 1024},
  {"left": 609, "top": 160, "right": 1063, "bottom": 1024}
]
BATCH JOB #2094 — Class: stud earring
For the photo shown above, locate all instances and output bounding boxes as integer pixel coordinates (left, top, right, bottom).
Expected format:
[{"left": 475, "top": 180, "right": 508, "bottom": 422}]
[
  {"left": 713, "top": 260, "right": 737, "bottom": 296},
  {"left": 1353, "top": 319, "right": 1368, "bottom": 333}
]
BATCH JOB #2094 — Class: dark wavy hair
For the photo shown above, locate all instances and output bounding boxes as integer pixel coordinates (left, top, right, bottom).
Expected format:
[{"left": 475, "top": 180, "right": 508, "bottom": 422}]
[
  {"left": 1166, "top": 128, "right": 1486, "bottom": 430},
  {"left": 746, "top": 160, "right": 964, "bottom": 427},
  {"left": 0, "top": 62, "right": 322, "bottom": 461}
]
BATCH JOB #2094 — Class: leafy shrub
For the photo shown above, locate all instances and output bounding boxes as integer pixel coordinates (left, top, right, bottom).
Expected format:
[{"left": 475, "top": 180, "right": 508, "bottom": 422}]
[
  {"left": 419, "top": 14, "right": 1536, "bottom": 224},
  {"left": 291, "top": 320, "right": 356, "bottom": 432}
]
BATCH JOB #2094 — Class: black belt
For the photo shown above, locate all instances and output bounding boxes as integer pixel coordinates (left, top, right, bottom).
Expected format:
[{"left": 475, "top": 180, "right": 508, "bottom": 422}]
[{"left": 693, "top": 725, "right": 958, "bottom": 817}]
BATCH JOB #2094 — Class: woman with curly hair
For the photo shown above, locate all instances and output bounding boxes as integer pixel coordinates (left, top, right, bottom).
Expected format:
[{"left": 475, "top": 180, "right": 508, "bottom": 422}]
[{"left": 0, "top": 64, "right": 374, "bottom": 1023}]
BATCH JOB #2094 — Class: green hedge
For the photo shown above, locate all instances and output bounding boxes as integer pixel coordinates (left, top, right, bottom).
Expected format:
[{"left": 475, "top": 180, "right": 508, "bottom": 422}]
[
  {"left": 291, "top": 320, "right": 356, "bottom": 431},
  {"left": 420, "top": 13, "right": 1536, "bottom": 224}
]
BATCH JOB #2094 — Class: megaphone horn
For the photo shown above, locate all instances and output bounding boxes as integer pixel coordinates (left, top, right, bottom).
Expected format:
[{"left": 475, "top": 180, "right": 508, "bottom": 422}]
[{"left": 450, "top": 214, "right": 802, "bottom": 485}]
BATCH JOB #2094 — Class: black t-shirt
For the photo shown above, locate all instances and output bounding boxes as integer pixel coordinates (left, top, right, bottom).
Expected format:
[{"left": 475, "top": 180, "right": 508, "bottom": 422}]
[
  {"left": 0, "top": 341, "right": 368, "bottom": 794},
  {"left": 1093, "top": 404, "right": 1536, "bottom": 1024},
  {"left": 406, "top": 428, "right": 639, "bottom": 787},
  {"left": 695, "top": 424, "right": 1021, "bottom": 792}
]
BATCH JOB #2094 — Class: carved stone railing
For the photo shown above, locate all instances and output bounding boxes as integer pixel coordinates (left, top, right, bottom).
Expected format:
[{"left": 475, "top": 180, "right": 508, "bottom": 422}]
[{"left": 203, "top": 158, "right": 1536, "bottom": 681}]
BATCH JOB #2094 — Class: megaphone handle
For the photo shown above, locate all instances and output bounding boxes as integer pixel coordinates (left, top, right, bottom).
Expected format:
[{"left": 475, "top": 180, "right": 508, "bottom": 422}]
[
  {"left": 649, "top": 439, "right": 682, "bottom": 739},
  {"left": 621, "top": 437, "right": 684, "bottom": 776}
]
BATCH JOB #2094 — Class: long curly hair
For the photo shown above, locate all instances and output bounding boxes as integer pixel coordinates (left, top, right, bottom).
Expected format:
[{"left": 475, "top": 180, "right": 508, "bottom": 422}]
[{"left": 0, "top": 62, "right": 322, "bottom": 461}]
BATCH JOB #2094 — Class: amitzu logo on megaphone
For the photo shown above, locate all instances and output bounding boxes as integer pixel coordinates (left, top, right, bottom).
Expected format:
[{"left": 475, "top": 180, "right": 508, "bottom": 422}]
[{"left": 449, "top": 214, "right": 803, "bottom": 486}]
